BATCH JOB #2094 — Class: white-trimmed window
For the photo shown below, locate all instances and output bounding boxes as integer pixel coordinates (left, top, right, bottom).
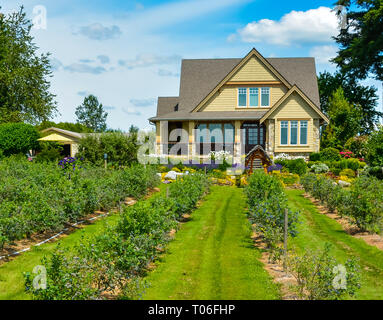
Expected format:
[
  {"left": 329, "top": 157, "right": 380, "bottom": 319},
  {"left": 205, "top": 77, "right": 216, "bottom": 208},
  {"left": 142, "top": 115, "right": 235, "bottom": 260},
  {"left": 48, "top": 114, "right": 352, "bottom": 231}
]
[
  {"left": 238, "top": 88, "right": 247, "bottom": 107},
  {"left": 290, "top": 121, "right": 298, "bottom": 145},
  {"left": 280, "top": 120, "right": 309, "bottom": 145},
  {"left": 281, "top": 121, "right": 288, "bottom": 145},
  {"left": 261, "top": 87, "right": 270, "bottom": 107},
  {"left": 249, "top": 88, "right": 259, "bottom": 107},
  {"left": 300, "top": 121, "right": 308, "bottom": 145}
]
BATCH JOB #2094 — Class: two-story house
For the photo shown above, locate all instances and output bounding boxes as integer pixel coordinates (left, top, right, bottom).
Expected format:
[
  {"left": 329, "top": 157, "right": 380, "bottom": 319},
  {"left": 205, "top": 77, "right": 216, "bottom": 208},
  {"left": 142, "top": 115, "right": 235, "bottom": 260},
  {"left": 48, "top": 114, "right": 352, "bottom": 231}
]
[{"left": 149, "top": 48, "right": 329, "bottom": 164}]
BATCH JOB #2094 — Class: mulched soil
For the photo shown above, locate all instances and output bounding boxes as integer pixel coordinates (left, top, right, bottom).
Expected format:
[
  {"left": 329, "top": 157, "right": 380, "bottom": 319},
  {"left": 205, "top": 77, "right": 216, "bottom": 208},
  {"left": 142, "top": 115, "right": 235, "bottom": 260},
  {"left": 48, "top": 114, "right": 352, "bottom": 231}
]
[{"left": 251, "top": 230, "right": 299, "bottom": 300}]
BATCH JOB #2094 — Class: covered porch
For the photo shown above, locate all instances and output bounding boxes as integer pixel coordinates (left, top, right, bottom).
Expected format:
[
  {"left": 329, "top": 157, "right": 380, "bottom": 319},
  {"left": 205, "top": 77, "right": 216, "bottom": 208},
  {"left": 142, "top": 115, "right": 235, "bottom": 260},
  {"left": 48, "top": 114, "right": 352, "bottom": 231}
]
[{"left": 155, "top": 120, "right": 269, "bottom": 163}]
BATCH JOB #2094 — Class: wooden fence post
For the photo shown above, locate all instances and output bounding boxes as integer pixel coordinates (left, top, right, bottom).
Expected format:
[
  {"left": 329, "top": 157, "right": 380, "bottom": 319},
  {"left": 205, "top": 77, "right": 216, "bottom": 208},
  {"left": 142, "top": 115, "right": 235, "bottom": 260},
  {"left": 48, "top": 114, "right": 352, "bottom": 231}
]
[{"left": 283, "top": 208, "right": 288, "bottom": 271}]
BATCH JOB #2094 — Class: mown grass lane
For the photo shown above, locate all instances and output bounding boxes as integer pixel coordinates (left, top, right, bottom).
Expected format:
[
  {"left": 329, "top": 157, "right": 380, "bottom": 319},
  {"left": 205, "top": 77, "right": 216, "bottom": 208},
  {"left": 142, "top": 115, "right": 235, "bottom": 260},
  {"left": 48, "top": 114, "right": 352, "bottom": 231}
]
[
  {"left": 143, "top": 185, "right": 280, "bottom": 300},
  {"left": 286, "top": 189, "right": 383, "bottom": 300}
]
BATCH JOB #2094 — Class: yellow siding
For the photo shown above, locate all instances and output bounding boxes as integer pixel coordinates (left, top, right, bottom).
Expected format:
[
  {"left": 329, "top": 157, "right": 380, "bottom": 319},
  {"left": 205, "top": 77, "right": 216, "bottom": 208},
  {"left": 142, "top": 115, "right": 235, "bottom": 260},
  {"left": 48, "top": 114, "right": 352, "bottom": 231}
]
[
  {"left": 201, "top": 85, "right": 287, "bottom": 112},
  {"left": 269, "top": 92, "right": 319, "bottom": 119},
  {"left": 229, "top": 56, "right": 279, "bottom": 82},
  {"left": 271, "top": 86, "right": 287, "bottom": 106},
  {"left": 271, "top": 92, "right": 319, "bottom": 153}
]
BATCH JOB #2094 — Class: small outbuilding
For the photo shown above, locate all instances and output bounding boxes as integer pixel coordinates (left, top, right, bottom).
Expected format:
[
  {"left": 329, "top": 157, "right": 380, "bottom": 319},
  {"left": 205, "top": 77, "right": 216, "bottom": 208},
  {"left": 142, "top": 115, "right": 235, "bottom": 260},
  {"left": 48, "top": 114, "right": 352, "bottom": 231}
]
[{"left": 38, "top": 127, "right": 83, "bottom": 157}]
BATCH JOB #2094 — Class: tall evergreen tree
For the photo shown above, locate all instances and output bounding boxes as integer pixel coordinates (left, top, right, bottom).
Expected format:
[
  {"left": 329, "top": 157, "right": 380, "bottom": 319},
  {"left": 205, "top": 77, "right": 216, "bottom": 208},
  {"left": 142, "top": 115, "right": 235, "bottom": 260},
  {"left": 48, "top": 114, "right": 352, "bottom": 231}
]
[
  {"left": 332, "top": 0, "right": 383, "bottom": 81},
  {"left": 75, "top": 94, "right": 108, "bottom": 132}
]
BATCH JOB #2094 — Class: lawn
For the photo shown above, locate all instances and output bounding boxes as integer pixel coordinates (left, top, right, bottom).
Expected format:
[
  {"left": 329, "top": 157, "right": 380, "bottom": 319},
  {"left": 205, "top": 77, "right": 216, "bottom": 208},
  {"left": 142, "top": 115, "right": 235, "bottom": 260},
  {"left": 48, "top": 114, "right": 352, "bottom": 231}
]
[
  {"left": 0, "top": 186, "right": 166, "bottom": 300},
  {"left": 143, "top": 185, "right": 281, "bottom": 300},
  {"left": 286, "top": 189, "right": 383, "bottom": 300}
]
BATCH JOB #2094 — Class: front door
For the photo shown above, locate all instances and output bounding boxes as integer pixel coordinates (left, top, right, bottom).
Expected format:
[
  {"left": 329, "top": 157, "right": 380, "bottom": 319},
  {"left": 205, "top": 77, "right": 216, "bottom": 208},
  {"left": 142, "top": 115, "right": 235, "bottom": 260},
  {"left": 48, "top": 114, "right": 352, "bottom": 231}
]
[{"left": 242, "top": 122, "right": 266, "bottom": 154}]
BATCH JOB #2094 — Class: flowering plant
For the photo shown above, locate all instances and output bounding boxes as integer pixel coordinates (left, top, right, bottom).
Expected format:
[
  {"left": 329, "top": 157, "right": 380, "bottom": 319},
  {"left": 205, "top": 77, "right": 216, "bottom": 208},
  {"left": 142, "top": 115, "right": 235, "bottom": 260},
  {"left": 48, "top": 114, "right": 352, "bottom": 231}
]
[
  {"left": 274, "top": 153, "right": 306, "bottom": 161},
  {"left": 208, "top": 150, "right": 232, "bottom": 162},
  {"left": 267, "top": 163, "right": 283, "bottom": 173},
  {"left": 58, "top": 157, "right": 83, "bottom": 172},
  {"left": 340, "top": 151, "right": 354, "bottom": 159}
]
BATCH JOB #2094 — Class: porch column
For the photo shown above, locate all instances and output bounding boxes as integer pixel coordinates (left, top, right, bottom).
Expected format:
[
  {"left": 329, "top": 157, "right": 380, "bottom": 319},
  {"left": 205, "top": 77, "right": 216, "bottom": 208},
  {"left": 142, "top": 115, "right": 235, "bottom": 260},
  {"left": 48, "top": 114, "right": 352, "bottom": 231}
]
[
  {"left": 266, "top": 119, "right": 275, "bottom": 157},
  {"left": 188, "top": 121, "right": 195, "bottom": 160},
  {"left": 158, "top": 121, "right": 168, "bottom": 156},
  {"left": 234, "top": 120, "right": 242, "bottom": 164}
]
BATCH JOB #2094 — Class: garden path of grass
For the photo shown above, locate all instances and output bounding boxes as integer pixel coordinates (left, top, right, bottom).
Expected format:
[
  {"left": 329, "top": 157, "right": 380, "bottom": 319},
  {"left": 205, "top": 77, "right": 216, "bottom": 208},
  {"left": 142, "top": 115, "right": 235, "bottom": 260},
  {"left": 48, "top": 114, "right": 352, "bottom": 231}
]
[
  {"left": 143, "top": 185, "right": 280, "bottom": 300},
  {"left": 0, "top": 186, "right": 166, "bottom": 300},
  {"left": 286, "top": 189, "right": 383, "bottom": 300}
]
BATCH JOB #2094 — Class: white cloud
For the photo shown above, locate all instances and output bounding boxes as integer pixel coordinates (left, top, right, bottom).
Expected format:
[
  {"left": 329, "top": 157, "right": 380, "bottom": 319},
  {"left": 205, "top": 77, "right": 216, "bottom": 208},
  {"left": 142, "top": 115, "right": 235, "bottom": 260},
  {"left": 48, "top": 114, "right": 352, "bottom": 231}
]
[
  {"left": 130, "top": 98, "right": 156, "bottom": 107},
  {"left": 235, "top": 7, "right": 338, "bottom": 46},
  {"left": 64, "top": 63, "right": 106, "bottom": 74},
  {"left": 104, "top": 105, "right": 116, "bottom": 111},
  {"left": 119, "top": 54, "right": 182, "bottom": 69},
  {"left": 158, "top": 69, "right": 180, "bottom": 77},
  {"left": 76, "top": 23, "right": 122, "bottom": 40},
  {"left": 122, "top": 107, "right": 142, "bottom": 116},
  {"left": 125, "top": 0, "right": 249, "bottom": 31},
  {"left": 50, "top": 58, "right": 63, "bottom": 71},
  {"left": 97, "top": 55, "right": 110, "bottom": 64},
  {"left": 77, "top": 90, "right": 90, "bottom": 96},
  {"left": 309, "top": 45, "right": 338, "bottom": 65}
]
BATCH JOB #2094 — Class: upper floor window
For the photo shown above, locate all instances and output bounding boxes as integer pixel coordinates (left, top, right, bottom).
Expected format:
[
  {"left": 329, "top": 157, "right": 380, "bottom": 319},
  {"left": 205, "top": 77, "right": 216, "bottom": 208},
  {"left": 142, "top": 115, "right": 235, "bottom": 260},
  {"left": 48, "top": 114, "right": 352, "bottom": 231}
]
[
  {"left": 237, "top": 87, "right": 270, "bottom": 108},
  {"left": 249, "top": 88, "right": 259, "bottom": 107},
  {"left": 238, "top": 88, "right": 247, "bottom": 107},
  {"left": 261, "top": 87, "right": 270, "bottom": 107}
]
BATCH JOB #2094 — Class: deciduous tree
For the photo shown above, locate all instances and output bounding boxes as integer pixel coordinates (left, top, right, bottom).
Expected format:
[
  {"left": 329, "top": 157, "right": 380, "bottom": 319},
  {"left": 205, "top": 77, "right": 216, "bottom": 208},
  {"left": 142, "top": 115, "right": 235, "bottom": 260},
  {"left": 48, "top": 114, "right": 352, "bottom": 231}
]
[{"left": 0, "top": 6, "right": 57, "bottom": 124}]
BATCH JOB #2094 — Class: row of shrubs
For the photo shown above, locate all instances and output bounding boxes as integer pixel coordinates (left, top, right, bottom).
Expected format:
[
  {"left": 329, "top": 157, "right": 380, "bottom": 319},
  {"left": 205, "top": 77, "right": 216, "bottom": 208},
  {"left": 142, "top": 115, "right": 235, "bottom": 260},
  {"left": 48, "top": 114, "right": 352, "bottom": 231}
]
[
  {"left": 25, "top": 173, "right": 210, "bottom": 300},
  {"left": 0, "top": 157, "right": 159, "bottom": 249},
  {"left": 246, "top": 171, "right": 361, "bottom": 300},
  {"left": 244, "top": 171, "right": 299, "bottom": 261},
  {"left": 273, "top": 157, "right": 366, "bottom": 177},
  {"left": 301, "top": 174, "right": 383, "bottom": 234},
  {"left": 309, "top": 147, "right": 352, "bottom": 162}
]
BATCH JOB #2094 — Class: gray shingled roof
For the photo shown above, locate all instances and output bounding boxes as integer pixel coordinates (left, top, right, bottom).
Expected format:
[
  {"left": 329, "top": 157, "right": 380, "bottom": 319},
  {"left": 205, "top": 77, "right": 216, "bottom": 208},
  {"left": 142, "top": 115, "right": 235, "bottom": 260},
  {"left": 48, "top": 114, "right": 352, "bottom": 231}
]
[
  {"left": 157, "top": 97, "right": 179, "bottom": 116},
  {"left": 150, "top": 110, "right": 267, "bottom": 121},
  {"left": 150, "top": 56, "right": 319, "bottom": 122}
]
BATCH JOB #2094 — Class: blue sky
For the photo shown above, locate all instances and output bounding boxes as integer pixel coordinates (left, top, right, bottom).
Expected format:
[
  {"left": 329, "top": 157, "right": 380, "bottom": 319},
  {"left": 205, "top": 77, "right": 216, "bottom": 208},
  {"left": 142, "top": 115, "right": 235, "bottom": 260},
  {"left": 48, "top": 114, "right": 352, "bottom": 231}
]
[{"left": 2, "top": 0, "right": 382, "bottom": 130}]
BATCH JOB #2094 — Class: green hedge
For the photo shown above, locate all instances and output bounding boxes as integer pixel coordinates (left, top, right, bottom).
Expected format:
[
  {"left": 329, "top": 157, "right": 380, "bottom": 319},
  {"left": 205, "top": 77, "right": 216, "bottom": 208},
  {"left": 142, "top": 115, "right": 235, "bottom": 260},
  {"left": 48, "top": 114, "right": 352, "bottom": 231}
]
[
  {"left": 274, "top": 158, "right": 307, "bottom": 176},
  {"left": 0, "top": 123, "right": 40, "bottom": 156},
  {"left": 77, "top": 132, "right": 138, "bottom": 166}
]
